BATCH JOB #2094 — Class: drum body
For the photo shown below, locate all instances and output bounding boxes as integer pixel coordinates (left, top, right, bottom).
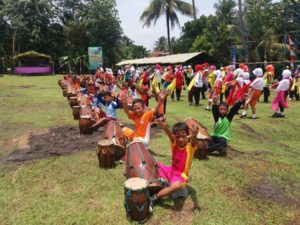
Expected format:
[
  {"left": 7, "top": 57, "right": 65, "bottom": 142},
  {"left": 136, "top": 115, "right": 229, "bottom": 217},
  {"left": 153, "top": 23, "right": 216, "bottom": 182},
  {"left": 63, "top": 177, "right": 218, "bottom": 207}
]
[
  {"left": 184, "top": 117, "right": 211, "bottom": 160},
  {"left": 72, "top": 106, "right": 81, "bottom": 120},
  {"left": 69, "top": 97, "right": 79, "bottom": 108},
  {"left": 79, "top": 115, "right": 93, "bottom": 134},
  {"left": 124, "top": 178, "right": 150, "bottom": 223},
  {"left": 125, "top": 141, "right": 159, "bottom": 185},
  {"left": 102, "top": 121, "right": 125, "bottom": 160},
  {"left": 97, "top": 139, "right": 115, "bottom": 168}
]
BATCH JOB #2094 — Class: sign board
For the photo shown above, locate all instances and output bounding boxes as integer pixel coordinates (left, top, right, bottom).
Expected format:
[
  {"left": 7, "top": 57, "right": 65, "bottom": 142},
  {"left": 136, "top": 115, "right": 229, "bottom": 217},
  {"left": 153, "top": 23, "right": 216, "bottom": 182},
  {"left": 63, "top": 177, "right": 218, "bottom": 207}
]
[{"left": 88, "top": 47, "right": 103, "bottom": 71}]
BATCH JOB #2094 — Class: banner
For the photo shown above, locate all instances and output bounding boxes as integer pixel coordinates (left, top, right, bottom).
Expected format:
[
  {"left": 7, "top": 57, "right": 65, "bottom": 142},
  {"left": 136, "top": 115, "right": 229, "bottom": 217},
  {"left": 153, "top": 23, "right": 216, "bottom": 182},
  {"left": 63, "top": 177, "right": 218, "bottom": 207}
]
[{"left": 88, "top": 47, "right": 103, "bottom": 71}]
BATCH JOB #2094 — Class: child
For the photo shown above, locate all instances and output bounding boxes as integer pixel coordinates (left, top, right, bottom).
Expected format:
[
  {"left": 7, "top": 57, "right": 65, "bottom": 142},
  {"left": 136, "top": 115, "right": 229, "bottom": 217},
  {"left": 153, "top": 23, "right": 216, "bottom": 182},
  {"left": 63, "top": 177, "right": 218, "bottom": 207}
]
[
  {"left": 91, "top": 91, "right": 119, "bottom": 129},
  {"left": 241, "top": 68, "right": 264, "bottom": 119},
  {"left": 188, "top": 64, "right": 203, "bottom": 105},
  {"left": 206, "top": 70, "right": 223, "bottom": 110},
  {"left": 207, "top": 95, "right": 245, "bottom": 156},
  {"left": 120, "top": 92, "right": 165, "bottom": 146},
  {"left": 151, "top": 121, "right": 198, "bottom": 203},
  {"left": 270, "top": 69, "right": 292, "bottom": 118}
]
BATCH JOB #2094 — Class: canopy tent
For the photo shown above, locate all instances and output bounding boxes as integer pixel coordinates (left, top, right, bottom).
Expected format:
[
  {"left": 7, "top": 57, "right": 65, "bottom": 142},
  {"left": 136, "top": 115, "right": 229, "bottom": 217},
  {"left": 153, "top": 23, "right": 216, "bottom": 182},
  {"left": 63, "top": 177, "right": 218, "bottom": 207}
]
[
  {"left": 13, "top": 50, "right": 51, "bottom": 60},
  {"left": 13, "top": 51, "right": 53, "bottom": 75},
  {"left": 116, "top": 52, "right": 215, "bottom": 66}
]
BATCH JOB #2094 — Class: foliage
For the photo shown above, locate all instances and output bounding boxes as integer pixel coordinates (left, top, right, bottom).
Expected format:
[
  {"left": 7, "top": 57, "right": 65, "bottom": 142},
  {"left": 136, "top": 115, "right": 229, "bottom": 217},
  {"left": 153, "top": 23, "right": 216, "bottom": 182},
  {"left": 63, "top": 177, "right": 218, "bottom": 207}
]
[
  {"left": 0, "top": 0, "right": 125, "bottom": 71},
  {"left": 170, "top": 0, "right": 300, "bottom": 65},
  {"left": 140, "top": 0, "right": 194, "bottom": 52}
]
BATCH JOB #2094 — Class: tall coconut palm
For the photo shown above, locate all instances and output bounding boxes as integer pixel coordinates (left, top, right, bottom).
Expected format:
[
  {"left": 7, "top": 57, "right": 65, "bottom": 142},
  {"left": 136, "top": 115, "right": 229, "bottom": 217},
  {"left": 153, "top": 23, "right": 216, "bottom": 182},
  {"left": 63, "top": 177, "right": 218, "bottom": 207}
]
[
  {"left": 140, "top": 0, "right": 195, "bottom": 52},
  {"left": 192, "top": 0, "right": 196, "bottom": 20}
]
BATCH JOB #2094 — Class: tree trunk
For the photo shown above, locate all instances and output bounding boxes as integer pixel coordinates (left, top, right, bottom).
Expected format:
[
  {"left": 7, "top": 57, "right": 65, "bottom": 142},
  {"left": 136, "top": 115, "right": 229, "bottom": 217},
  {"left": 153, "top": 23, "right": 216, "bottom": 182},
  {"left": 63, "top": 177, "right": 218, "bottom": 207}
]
[
  {"left": 192, "top": 0, "right": 196, "bottom": 20},
  {"left": 12, "top": 29, "right": 17, "bottom": 68},
  {"left": 166, "top": 9, "right": 171, "bottom": 53}
]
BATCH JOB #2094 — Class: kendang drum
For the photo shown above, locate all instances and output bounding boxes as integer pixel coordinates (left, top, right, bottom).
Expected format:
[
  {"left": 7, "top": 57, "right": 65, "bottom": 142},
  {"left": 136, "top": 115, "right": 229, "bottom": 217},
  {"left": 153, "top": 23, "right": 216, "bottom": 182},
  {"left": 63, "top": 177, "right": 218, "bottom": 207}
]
[
  {"left": 124, "top": 177, "right": 151, "bottom": 223},
  {"left": 97, "top": 139, "right": 115, "bottom": 169},
  {"left": 125, "top": 141, "right": 159, "bottom": 187},
  {"left": 184, "top": 117, "right": 211, "bottom": 160},
  {"left": 69, "top": 97, "right": 78, "bottom": 108},
  {"left": 79, "top": 115, "right": 93, "bottom": 134},
  {"left": 72, "top": 106, "right": 81, "bottom": 120},
  {"left": 102, "top": 121, "right": 125, "bottom": 160}
]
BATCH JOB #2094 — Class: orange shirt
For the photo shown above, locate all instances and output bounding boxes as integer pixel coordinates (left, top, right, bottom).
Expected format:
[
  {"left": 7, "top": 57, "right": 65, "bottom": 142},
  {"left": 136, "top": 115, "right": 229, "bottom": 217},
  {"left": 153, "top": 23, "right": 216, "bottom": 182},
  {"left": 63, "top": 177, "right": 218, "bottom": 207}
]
[{"left": 128, "top": 110, "right": 153, "bottom": 138}]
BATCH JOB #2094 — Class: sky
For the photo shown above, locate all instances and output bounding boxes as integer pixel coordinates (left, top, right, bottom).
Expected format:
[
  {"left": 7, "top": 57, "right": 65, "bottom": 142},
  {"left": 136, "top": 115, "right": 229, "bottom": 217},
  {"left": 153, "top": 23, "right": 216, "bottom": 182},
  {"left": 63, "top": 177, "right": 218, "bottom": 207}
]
[{"left": 115, "top": 0, "right": 220, "bottom": 50}]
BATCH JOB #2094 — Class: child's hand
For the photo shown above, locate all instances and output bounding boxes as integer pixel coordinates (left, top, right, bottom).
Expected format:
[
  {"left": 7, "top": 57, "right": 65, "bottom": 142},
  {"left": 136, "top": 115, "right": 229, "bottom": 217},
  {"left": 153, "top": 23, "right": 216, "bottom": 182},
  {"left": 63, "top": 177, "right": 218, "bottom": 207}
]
[
  {"left": 242, "top": 93, "right": 248, "bottom": 101},
  {"left": 155, "top": 119, "right": 168, "bottom": 129},
  {"left": 191, "top": 125, "right": 200, "bottom": 138},
  {"left": 213, "top": 96, "right": 219, "bottom": 105},
  {"left": 158, "top": 91, "right": 167, "bottom": 102},
  {"left": 119, "top": 93, "right": 127, "bottom": 104}
]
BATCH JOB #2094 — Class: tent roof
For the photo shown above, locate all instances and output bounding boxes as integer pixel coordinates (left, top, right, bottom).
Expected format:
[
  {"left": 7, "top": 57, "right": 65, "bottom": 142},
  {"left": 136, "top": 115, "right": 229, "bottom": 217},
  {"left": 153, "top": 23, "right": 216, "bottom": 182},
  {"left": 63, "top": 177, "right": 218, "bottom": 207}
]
[
  {"left": 116, "top": 52, "right": 208, "bottom": 66},
  {"left": 13, "top": 51, "right": 51, "bottom": 60}
]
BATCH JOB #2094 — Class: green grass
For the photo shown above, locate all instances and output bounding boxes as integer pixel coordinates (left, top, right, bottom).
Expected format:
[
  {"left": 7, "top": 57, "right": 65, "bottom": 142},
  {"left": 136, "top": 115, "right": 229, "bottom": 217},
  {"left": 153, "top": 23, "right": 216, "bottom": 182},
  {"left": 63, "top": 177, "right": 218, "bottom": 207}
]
[{"left": 0, "top": 75, "right": 300, "bottom": 225}]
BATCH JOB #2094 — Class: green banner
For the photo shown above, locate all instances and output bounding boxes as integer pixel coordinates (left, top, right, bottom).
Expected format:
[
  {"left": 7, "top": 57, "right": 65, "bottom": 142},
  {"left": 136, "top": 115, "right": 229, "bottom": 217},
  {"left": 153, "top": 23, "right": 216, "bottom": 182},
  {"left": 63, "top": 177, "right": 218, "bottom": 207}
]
[{"left": 88, "top": 47, "right": 103, "bottom": 71}]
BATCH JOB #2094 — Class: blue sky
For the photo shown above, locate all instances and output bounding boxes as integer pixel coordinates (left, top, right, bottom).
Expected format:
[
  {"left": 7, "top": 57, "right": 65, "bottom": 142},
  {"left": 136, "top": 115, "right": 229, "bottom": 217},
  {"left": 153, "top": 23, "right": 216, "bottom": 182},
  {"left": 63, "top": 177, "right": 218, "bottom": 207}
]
[{"left": 115, "top": 0, "right": 219, "bottom": 50}]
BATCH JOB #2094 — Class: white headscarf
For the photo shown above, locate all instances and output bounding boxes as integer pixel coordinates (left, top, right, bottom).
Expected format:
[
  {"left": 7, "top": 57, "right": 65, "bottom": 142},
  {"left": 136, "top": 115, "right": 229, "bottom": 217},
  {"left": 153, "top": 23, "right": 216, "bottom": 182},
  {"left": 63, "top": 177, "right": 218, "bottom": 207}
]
[{"left": 252, "top": 68, "right": 263, "bottom": 77}]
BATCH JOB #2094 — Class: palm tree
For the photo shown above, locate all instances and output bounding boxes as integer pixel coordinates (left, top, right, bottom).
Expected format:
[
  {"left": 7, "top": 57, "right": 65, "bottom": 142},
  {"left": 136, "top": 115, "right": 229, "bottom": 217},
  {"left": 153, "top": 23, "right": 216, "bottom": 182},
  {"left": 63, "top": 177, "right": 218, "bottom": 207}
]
[
  {"left": 140, "top": 0, "right": 195, "bottom": 52},
  {"left": 192, "top": 0, "right": 196, "bottom": 20},
  {"left": 154, "top": 36, "right": 168, "bottom": 52}
]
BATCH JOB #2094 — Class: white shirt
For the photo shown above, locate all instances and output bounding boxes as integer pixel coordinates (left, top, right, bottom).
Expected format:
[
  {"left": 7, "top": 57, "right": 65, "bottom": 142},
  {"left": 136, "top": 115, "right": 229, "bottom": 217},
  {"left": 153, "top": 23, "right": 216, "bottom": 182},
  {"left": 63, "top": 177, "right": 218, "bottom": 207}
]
[
  {"left": 276, "top": 79, "right": 290, "bottom": 92},
  {"left": 250, "top": 77, "right": 264, "bottom": 91},
  {"left": 155, "top": 69, "right": 162, "bottom": 83},
  {"left": 194, "top": 71, "right": 203, "bottom": 88}
]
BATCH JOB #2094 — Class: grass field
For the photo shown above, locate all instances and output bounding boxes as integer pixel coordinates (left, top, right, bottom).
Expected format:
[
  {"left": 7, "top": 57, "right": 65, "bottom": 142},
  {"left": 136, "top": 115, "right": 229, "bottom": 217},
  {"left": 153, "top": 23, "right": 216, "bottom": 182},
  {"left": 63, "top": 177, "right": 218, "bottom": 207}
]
[{"left": 0, "top": 75, "right": 300, "bottom": 225}]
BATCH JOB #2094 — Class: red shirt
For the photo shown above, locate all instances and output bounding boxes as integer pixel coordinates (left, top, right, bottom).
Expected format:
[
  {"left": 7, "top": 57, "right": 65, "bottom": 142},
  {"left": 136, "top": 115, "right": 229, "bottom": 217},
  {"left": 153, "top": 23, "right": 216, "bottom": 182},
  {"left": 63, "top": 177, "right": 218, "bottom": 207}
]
[{"left": 175, "top": 71, "right": 183, "bottom": 88}]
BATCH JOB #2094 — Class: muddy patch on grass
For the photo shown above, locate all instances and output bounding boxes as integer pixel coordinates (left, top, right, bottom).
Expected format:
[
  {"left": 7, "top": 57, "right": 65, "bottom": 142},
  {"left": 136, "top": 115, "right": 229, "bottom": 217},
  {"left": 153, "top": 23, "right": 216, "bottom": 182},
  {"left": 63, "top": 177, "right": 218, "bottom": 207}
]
[
  {"left": 0, "top": 126, "right": 101, "bottom": 162},
  {"left": 246, "top": 182, "right": 300, "bottom": 208},
  {"left": 0, "top": 124, "right": 161, "bottom": 163}
]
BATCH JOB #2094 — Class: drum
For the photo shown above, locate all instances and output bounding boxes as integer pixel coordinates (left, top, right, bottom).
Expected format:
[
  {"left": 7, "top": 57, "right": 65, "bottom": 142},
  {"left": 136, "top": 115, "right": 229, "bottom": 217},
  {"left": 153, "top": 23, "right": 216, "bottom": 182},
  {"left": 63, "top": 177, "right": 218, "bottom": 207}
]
[
  {"left": 124, "top": 177, "right": 150, "bottom": 223},
  {"left": 125, "top": 141, "right": 159, "bottom": 186},
  {"left": 184, "top": 117, "right": 211, "bottom": 160},
  {"left": 69, "top": 97, "right": 78, "bottom": 108},
  {"left": 97, "top": 139, "right": 115, "bottom": 168},
  {"left": 102, "top": 121, "right": 125, "bottom": 160},
  {"left": 79, "top": 115, "right": 93, "bottom": 134},
  {"left": 72, "top": 106, "right": 81, "bottom": 120}
]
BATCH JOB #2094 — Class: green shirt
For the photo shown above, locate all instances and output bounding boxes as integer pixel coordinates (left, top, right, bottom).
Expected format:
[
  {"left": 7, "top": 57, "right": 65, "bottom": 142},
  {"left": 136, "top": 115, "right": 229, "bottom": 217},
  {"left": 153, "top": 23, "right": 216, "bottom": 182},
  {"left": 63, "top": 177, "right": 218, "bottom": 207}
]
[{"left": 211, "top": 117, "right": 231, "bottom": 142}]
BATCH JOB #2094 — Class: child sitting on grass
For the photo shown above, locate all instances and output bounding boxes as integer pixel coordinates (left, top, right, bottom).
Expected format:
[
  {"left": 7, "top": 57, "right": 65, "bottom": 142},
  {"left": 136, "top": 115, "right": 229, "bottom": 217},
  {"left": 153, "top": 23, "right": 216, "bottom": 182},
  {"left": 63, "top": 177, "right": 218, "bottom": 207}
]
[
  {"left": 152, "top": 121, "right": 198, "bottom": 204},
  {"left": 207, "top": 94, "right": 246, "bottom": 156}
]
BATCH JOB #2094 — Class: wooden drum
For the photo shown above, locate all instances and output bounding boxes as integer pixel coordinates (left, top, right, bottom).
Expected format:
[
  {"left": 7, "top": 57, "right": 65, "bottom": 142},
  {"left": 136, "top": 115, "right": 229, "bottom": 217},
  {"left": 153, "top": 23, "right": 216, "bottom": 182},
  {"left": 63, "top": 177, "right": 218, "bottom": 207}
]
[
  {"left": 97, "top": 139, "right": 115, "bottom": 169},
  {"left": 184, "top": 117, "right": 211, "bottom": 160},
  {"left": 124, "top": 177, "right": 150, "bottom": 223}
]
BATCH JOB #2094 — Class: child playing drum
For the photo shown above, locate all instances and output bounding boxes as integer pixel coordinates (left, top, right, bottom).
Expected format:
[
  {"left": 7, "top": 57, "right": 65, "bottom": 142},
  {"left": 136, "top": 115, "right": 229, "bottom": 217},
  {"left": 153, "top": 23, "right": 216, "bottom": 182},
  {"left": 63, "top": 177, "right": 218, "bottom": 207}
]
[
  {"left": 91, "top": 91, "right": 120, "bottom": 129},
  {"left": 120, "top": 92, "right": 166, "bottom": 146},
  {"left": 151, "top": 121, "right": 199, "bottom": 205}
]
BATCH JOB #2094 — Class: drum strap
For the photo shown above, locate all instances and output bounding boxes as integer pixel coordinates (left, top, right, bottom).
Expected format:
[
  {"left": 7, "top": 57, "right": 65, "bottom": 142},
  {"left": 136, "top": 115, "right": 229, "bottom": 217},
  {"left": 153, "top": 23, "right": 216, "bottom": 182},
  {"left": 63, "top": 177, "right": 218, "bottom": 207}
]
[{"left": 137, "top": 143, "right": 146, "bottom": 163}]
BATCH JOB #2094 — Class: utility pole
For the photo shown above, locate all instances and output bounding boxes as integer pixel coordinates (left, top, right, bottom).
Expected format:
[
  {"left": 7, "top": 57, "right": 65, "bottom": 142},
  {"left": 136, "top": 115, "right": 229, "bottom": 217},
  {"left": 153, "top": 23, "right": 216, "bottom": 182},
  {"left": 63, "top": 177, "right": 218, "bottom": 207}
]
[
  {"left": 238, "top": 0, "right": 247, "bottom": 62},
  {"left": 192, "top": 0, "right": 196, "bottom": 20}
]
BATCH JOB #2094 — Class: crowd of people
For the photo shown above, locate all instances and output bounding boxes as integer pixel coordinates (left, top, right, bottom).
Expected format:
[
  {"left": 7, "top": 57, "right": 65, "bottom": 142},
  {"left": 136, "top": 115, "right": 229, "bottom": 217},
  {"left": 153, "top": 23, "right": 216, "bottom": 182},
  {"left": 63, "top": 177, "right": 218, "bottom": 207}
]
[{"left": 60, "top": 62, "right": 300, "bottom": 207}]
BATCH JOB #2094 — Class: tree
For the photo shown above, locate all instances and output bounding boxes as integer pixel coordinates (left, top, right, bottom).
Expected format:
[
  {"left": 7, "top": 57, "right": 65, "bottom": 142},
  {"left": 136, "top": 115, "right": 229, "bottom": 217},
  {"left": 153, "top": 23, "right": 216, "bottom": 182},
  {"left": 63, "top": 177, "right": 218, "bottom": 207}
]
[
  {"left": 154, "top": 36, "right": 168, "bottom": 52},
  {"left": 140, "top": 0, "right": 195, "bottom": 52}
]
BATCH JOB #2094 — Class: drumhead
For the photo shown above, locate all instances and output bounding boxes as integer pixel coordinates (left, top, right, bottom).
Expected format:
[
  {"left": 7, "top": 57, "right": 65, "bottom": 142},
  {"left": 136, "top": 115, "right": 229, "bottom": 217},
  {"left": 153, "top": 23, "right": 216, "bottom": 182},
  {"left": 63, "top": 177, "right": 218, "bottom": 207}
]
[
  {"left": 80, "top": 115, "right": 91, "bottom": 119},
  {"left": 124, "top": 177, "right": 148, "bottom": 190},
  {"left": 98, "top": 139, "right": 114, "bottom": 146}
]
